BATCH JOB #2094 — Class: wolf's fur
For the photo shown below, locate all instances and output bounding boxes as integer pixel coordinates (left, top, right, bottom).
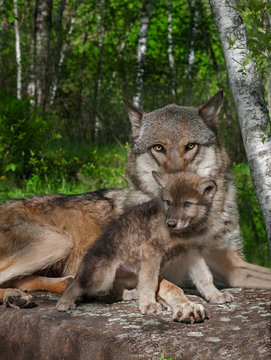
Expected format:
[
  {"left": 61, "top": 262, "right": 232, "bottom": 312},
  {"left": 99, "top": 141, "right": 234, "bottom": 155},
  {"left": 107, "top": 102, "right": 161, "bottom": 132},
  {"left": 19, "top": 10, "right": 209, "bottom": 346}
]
[
  {"left": 0, "top": 90, "right": 270, "bottom": 310},
  {"left": 56, "top": 171, "right": 222, "bottom": 323}
]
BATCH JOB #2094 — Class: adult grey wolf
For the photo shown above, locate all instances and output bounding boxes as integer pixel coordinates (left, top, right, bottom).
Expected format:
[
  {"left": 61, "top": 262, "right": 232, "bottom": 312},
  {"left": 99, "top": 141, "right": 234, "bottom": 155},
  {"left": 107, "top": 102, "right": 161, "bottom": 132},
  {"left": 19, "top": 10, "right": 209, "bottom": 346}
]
[
  {"left": 56, "top": 171, "right": 225, "bottom": 323},
  {"left": 0, "top": 90, "right": 270, "bottom": 315}
]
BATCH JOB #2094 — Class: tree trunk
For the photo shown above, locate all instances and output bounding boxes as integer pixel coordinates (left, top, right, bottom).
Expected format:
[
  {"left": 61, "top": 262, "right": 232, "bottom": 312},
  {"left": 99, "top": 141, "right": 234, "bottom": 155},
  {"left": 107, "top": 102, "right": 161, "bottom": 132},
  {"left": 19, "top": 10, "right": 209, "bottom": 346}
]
[
  {"left": 265, "top": 9, "right": 271, "bottom": 114},
  {"left": 14, "top": 0, "right": 22, "bottom": 99},
  {"left": 49, "top": 5, "right": 77, "bottom": 106},
  {"left": 132, "top": 0, "right": 153, "bottom": 108},
  {"left": 35, "top": 0, "right": 52, "bottom": 109},
  {"left": 185, "top": 0, "right": 201, "bottom": 81},
  {"left": 93, "top": 0, "right": 106, "bottom": 140},
  {"left": 210, "top": 0, "right": 271, "bottom": 249},
  {"left": 168, "top": 0, "right": 176, "bottom": 99}
]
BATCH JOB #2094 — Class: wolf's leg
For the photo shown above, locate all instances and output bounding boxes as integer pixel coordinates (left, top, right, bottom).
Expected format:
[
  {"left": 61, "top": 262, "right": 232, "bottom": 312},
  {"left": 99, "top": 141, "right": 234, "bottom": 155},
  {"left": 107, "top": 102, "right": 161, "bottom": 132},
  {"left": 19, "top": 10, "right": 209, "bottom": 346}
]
[
  {"left": 137, "top": 251, "right": 163, "bottom": 314},
  {"left": 11, "top": 275, "right": 73, "bottom": 294},
  {"left": 205, "top": 248, "right": 271, "bottom": 289},
  {"left": 157, "top": 279, "right": 209, "bottom": 324},
  {"left": 0, "top": 226, "right": 74, "bottom": 308},
  {"left": 56, "top": 259, "right": 120, "bottom": 311},
  {"left": 55, "top": 279, "right": 83, "bottom": 311},
  {"left": 0, "top": 275, "right": 72, "bottom": 308},
  {"left": 0, "top": 288, "right": 33, "bottom": 308},
  {"left": 189, "top": 250, "right": 233, "bottom": 303},
  {"left": 0, "top": 227, "right": 74, "bottom": 285}
]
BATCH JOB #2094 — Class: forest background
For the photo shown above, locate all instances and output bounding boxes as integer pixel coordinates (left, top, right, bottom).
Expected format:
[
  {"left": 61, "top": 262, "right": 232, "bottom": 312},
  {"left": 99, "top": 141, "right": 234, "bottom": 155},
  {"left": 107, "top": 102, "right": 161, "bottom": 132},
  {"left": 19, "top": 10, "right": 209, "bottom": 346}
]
[{"left": 0, "top": 0, "right": 270, "bottom": 266}]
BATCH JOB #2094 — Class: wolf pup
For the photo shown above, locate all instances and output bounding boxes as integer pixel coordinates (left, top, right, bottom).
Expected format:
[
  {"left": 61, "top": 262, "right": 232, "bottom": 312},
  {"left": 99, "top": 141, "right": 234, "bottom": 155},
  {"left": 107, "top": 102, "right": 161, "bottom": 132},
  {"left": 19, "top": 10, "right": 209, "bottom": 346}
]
[{"left": 56, "top": 171, "right": 229, "bottom": 323}]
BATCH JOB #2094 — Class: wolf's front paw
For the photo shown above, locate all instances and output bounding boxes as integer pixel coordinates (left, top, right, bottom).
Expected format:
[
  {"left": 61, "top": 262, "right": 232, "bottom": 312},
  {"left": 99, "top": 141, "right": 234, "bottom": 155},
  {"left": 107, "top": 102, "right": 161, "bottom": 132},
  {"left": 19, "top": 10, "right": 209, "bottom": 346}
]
[
  {"left": 55, "top": 299, "right": 77, "bottom": 312},
  {"left": 139, "top": 301, "right": 163, "bottom": 314},
  {"left": 208, "top": 290, "right": 233, "bottom": 304},
  {"left": 172, "top": 302, "right": 209, "bottom": 324},
  {"left": 3, "top": 289, "right": 34, "bottom": 309}
]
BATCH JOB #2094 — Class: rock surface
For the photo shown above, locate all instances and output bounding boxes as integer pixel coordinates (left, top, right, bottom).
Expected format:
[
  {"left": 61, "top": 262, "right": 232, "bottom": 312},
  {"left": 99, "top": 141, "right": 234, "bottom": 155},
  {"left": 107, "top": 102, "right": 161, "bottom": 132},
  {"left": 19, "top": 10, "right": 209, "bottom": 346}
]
[{"left": 0, "top": 288, "right": 270, "bottom": 360}]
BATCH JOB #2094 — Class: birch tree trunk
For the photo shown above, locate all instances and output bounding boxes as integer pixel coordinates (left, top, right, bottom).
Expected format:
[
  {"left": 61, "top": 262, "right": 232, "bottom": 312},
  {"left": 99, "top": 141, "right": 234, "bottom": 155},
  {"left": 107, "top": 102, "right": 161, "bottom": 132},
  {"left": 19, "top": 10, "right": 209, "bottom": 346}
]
[
  {"left": 94, "top": 0, "right": 106, "bottom": 140},
  {"left": 185, "top": 0, "right": 201, "bottom": 81},
  {"left": 168, "top": 0, "right": 176, "bottom": 99},
  {"left": 210, "top": 0, "right": 271, "bottom": 249},
  {"left": 265, "top": 10, "right": 271, "bottom": 114},
  {"left": 49, "top": 6, "right": 77, "bottom": 106},
  {"left": 14, "top": 0, "right": 22, "bottom": 99},
  {"left": 35, "top": 0, "right": 52, "bottom": 109},
  {"left": 132, "top": 0, "right": 153, "bottom": 108}
]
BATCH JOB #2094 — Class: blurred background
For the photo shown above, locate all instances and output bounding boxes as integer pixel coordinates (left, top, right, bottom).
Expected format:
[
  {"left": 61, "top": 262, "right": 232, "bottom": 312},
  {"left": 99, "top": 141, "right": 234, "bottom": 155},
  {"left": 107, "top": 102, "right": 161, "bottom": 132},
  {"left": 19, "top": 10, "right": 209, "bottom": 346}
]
[{"left": 0, "top": 0, "right": 270, "bottom": 265}]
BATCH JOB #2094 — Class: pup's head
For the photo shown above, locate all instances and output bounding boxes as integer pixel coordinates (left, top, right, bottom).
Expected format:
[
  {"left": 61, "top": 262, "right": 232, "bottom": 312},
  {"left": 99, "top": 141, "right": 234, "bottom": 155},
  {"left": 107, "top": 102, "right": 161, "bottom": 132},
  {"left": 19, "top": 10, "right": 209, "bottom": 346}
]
[{"left": 152, "top": 171, "right": 217, "bottom": 234}]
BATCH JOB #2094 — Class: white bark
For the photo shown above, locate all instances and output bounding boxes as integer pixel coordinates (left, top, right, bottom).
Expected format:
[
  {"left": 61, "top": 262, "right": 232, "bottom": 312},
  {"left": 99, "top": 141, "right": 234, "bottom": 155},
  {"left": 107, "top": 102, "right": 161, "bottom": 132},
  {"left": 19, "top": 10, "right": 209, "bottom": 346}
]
[
  {"left": 49, "top": 13, "right": 76, "bottom": 105},
  {"left": 168, "top": 0, "right": 176, "bottom": 98},
  {"left": 132, "top": 1, "right": 152, "bottom": 108},
  {"left": 210, "top": 0, "right": 271, "bottom": 248},
  {"left": 14, "top": 0, "right": 22, "bottom": 99},
  {"left": 265, "top": 9, "right": 271, "bottom": 114},
  {"left": 185, "top": 0, "right": 200, "bottom": 80},
  {"left": 94, "top": 0, "right": 105, "bottom": 139}
]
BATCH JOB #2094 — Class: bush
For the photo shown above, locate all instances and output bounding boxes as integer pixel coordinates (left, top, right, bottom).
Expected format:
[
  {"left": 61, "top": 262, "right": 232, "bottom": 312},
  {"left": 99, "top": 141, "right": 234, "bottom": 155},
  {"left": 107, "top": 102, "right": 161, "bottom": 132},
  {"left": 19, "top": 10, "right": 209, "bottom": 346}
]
[{"left": 0, "top": 91, "right": 58, "bottom": 180}]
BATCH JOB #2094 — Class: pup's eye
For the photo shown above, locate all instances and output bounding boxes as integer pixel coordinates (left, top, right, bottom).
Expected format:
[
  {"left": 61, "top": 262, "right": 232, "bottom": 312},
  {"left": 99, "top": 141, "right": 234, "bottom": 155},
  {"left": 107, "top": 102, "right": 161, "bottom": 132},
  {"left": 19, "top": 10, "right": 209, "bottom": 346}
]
[
  {"left": 153, "top": 144, "right": 164, "bottom": 152},
  {"left": 184, "top": 201, "right": 192, "bottom": 207},
  {"left": 166, "top": 200, "right": 171, "bottom": 206},
  {"left": 186, "top": 143, "right": 196, "bottom": 151}
]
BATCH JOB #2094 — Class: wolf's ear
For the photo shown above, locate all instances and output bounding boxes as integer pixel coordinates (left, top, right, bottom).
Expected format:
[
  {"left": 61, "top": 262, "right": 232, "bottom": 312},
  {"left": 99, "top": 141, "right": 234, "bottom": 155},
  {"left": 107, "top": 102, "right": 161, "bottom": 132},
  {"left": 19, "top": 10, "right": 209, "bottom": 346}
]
[
  {"left": 152, "top": 171, "right": 167, "bottom": 189},
  {"left": 123, "top": 98, "right": 144, "bottom": 137},
  {"left": 198, "top": 180, "right": 217, "bottom": 200},
  {"left": 198, "top": 89, "right": 223, "bottom": 128}
]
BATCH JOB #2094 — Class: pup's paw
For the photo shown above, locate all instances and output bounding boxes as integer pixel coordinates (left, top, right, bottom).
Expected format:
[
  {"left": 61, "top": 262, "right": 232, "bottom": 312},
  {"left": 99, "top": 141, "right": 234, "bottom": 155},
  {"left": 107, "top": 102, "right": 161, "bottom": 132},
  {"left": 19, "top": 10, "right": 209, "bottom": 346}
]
[
  {"left": 139, "top": 301, "right": 163, "bottom": 314},
  {"left": 172, "top": 302, "right": 209, "bottom": 324},
  {"left": 208, "top": 290, "right": 233, "bottom": 304},
  {"left": 55, "top": 299, "right": 77, "bottom": 312},
  {"left": 3, "top": 289, "right": 34, "bottom": 309},
  {"left": 122, "top": 288, "right": 138, "bottom": 301}
]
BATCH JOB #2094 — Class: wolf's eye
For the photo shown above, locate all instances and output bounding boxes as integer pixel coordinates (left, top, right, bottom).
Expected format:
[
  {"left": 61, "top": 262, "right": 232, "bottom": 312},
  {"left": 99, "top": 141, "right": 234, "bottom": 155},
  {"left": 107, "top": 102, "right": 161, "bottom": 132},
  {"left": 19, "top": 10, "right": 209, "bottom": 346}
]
[
  {"left": 153, "top": 144, "right": 164, "bottom": 152},
  {"left": 166, "top": 200, "right": 171, "bottom": 206},
  {"left": 186, "top": 143, "right": 196, "bottom": 151},
  {"left": 184, "top": 201, "right": 192, "bottom": 207}
]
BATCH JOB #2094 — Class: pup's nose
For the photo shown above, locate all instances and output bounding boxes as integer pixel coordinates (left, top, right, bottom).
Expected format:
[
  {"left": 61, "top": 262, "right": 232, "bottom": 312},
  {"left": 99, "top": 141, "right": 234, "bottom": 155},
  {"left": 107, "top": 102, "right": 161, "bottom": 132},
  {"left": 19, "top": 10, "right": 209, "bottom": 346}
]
[{"left": 167, "top": 219, "right": 177, "bottom": 228}]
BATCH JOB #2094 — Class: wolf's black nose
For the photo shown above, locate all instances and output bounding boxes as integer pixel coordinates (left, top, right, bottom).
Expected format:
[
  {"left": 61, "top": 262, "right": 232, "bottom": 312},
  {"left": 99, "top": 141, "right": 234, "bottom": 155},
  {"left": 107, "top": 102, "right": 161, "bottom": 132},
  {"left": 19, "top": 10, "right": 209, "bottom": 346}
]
[{"left": 167, "top": 220, "right": 177, "bottom": 228}]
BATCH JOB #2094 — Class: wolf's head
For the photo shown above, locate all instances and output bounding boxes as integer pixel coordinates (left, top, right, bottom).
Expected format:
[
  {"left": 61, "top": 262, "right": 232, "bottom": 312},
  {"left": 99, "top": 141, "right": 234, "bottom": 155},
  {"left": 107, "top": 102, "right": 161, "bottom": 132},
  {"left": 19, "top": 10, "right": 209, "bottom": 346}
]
[
  {"left": 124, "top": 90, "right": 228, "bottom": 197},
  {"left": 152, "top": 171, "right": 217, "bottom": 234}
]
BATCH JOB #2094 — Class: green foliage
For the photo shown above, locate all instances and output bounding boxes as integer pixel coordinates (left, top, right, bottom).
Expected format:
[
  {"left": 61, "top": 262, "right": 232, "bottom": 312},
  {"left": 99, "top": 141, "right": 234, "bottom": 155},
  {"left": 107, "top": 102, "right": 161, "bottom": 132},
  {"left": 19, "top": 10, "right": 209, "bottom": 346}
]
[
  {"left": 0, "top": 142, "right": 128, "bottom": 203},
  {"left": 235, "top": 0, "right": 271, "bottom": 76},
  {"left": 233, "top": 163, "right": 270, "bottom": 267},
  {"left": 160, "top": 349, "right": 173, "bottom": 360},
  {"left": 0, "top": 91, "right": 59, "bottom": 180}
]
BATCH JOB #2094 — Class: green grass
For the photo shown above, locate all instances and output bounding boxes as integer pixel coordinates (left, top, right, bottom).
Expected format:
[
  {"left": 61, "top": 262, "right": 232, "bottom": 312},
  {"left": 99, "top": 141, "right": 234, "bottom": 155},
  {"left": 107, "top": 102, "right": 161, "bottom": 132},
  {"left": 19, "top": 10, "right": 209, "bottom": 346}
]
[{"left": 0, "top": 143, "right": 269, "bottom": 266}]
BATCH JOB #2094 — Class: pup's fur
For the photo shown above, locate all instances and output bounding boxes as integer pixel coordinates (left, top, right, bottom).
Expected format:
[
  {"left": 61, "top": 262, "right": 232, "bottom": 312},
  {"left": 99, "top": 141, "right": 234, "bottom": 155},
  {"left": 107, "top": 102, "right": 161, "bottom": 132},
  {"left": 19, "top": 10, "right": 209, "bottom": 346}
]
[
  {"left": 56, "top": 171, "right": 225, "bottom": 323},
  {"left": 0, "top": 90, "right": 270, "bottom": 312}
]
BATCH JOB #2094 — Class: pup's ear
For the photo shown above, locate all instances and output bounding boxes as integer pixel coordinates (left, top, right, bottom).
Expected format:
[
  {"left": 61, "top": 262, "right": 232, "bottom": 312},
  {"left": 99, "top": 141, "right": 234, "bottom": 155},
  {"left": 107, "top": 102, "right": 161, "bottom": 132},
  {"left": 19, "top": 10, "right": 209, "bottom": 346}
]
[
  {"left": 198, "top": 89, "right": 223, "bottom": 128},
  {"left": 152, "top": 171, "right": 167, "bottom": 189},
  {"left": 123, "top": 98, "right": 145, "bottom": 137},
  {"left": 198, "top": 180, "right": 217, "bottom": 200}
]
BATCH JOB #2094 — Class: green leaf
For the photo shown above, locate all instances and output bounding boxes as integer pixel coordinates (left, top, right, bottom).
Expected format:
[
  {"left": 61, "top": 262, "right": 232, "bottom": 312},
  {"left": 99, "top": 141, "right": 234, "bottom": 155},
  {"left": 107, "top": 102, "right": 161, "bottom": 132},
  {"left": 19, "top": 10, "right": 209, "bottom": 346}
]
[
  {"left": 242, "top": 57, "right": 250, "bottom": 67},
  {"left": 265, "top": 122, "right": 271, "bottom": 135},
  {"left": 5, "top": 163, "right": 17, "bottom": 172}
]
